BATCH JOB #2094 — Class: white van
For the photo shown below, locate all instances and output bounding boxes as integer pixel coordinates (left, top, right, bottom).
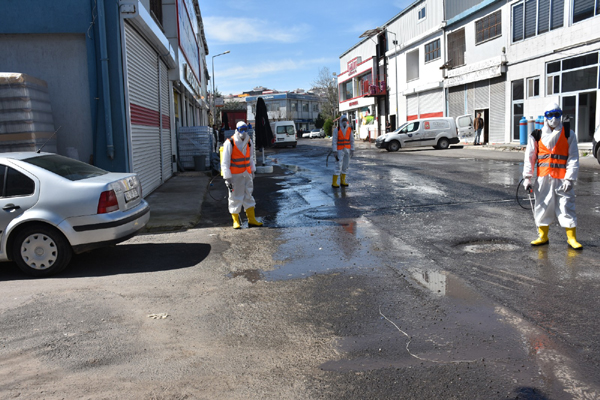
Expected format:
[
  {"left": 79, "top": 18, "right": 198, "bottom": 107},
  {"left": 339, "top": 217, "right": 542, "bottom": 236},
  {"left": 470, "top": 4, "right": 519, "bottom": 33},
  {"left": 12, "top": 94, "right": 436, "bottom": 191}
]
[
  {"left": 270, "top": 121, "right": 297, "bottom": 148},
  {"left": 375, "top": 115, "right": 473, "bottom": 152}
]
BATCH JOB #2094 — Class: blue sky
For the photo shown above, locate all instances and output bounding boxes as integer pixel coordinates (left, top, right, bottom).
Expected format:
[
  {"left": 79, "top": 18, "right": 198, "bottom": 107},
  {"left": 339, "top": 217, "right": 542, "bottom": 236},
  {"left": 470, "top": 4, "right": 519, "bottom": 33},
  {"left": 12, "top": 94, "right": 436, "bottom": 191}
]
[{"left": 200, "top": 0, "right": 413, "bottom": 96}]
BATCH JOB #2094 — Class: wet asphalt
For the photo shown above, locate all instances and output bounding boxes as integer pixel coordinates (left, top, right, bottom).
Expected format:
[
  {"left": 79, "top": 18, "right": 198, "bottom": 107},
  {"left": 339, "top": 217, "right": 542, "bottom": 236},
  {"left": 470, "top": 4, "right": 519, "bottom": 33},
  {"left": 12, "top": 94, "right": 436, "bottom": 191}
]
[{"left": 209, "top": 138, "right": 600, "bottom": 399}]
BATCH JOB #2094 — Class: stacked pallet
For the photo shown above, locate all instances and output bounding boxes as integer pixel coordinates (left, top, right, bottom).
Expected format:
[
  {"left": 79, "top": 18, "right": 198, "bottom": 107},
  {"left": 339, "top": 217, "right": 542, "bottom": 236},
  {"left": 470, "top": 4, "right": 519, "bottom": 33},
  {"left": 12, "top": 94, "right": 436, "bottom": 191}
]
[
  {"left": 177, "top": 126, "right": 214, "bottom": 170},
  {"left": 0, "top": 73, "right": 57, "bottom": 153}
]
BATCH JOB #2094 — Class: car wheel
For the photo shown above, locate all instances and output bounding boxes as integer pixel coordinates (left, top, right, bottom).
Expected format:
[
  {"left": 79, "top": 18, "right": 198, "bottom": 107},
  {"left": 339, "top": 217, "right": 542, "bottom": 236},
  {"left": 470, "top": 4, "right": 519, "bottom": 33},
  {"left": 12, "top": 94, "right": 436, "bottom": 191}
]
[
  {"left": 12, "top": 224, "right": 72, "bottom": 277},
  {"left": 436, "top": 138, "right": 450, "bottom": 150},
  {"left": 387, "top": 140, "right": 400, "bottom": 152},
  {"left": 596, "top": 145, "right": 600, "bottom": 165}
]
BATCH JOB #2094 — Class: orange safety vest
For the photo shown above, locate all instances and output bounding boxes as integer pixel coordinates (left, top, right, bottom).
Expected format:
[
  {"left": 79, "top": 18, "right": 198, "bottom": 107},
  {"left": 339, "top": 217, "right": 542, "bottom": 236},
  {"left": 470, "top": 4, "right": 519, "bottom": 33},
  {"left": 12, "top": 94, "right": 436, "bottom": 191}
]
[
  {"left": 337, "top": 126, "right": 352, "bottom": 150},
  {"left": 537, "top": 128, "right": 569, "bottom": 179},
  {"left": 228, "top": 139, "right": 252, "bottom": 174}
]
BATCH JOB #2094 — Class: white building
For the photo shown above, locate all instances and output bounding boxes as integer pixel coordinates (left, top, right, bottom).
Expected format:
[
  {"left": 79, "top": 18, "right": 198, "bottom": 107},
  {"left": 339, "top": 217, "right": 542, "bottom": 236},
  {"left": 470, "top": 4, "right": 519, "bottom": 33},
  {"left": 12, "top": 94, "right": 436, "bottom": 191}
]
[
  {"left": 506, "top": 0, "right": 600, "bottom": 146},
  {"left": 386, "top": 0, "right": 446, "bottom": 128},
  {"left": 245, "top": 92, "right": 324, "bottom": 131}
]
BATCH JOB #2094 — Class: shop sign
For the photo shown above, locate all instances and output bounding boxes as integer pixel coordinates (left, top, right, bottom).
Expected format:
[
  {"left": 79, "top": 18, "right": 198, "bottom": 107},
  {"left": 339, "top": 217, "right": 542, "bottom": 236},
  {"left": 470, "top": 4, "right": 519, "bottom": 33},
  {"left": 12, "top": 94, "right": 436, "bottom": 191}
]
[
  {"left": 349, "top": 101, "right": 359, "bottom": 106},
  {"left": 184, "top": 63, "right": 201, "bottom": 96},
  {"left": 347, "top": 57, "right": 361, "bottom": 77},
  {"left": 177, "top": 0, "right": 201, "bottom": 84}
]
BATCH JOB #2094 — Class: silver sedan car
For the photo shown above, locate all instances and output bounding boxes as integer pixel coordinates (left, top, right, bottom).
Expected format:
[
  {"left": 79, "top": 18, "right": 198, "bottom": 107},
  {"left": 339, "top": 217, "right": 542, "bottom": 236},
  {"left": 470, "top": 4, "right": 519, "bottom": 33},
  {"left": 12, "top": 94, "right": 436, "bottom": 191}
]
[{"left": 0, "top": 152, "right": 150, "bottom": 276}]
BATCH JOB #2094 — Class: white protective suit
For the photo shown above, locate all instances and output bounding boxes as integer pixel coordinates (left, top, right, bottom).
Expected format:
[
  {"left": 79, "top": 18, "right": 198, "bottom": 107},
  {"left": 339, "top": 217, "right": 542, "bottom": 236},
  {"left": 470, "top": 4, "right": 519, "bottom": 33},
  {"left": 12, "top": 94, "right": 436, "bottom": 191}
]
[
  {"left": 523, "top": 103, "right": 579, "bottom": 228},
  {"left": 221, "top": 125, "right": 257, "bottom": 215},
  {"left": 332, "top": 116, "right": 355, "bottom": 176}
]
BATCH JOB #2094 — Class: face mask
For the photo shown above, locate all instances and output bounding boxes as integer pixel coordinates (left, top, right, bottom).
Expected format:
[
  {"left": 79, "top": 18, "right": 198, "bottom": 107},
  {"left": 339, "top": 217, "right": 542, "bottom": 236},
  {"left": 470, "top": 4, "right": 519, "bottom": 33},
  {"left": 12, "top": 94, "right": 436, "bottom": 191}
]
[
  {"left": 547, "top": 117, "right": 559, "bottom": 129},
  {"left": 238, "top": 131, "right": 247, "bottom": 140}
]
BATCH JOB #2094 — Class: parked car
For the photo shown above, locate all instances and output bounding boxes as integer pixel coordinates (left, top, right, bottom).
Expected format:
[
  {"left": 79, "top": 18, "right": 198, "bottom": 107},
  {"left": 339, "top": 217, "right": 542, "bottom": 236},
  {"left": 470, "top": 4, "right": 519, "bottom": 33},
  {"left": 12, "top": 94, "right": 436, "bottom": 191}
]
[
  {"left": 301, "top": 129, "right": 311, "bottom": 139},
  {"left": 270, "top": 121, "right": 297, "bottom": 147},
  {"left": 0, "top": 152, "right": 150, "bottom": 276},
  {"left": 309, "top": 129, "right": 325, "bottom": 138},
  {"left": 375, "top": 115, "right": 473, "bottom": 152}
]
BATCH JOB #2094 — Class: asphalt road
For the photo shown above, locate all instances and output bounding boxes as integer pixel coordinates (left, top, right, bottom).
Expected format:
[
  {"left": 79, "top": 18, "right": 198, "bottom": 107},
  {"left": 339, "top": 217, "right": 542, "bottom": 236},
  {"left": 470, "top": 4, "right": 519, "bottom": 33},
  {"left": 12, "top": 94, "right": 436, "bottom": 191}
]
[{"left": 1, "top": 139, "right": 599, "bottom": 399}]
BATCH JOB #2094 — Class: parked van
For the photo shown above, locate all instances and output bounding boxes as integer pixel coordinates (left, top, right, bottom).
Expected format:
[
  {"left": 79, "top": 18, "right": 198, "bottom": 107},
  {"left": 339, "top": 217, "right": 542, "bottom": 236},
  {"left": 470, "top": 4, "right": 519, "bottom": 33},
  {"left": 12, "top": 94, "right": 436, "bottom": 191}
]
[
  {"left": 270, "top": 121, "right": 297, "bottom": 148},
  {"left": 375, "top": 115, "right": 473, "bottom": 152}
]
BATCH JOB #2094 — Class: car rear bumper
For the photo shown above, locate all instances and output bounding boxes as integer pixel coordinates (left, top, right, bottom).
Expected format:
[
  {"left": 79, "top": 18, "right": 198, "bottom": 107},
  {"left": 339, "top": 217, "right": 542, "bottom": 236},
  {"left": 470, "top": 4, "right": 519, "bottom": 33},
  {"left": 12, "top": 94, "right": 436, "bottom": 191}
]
[{"left": 60, "top": 201, "right": 150, "bottom": 252}]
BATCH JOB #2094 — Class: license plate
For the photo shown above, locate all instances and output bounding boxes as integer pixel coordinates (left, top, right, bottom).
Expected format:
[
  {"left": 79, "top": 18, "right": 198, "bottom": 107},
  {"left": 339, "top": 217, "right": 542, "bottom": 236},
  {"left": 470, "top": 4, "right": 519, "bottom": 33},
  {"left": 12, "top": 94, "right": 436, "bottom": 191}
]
[
  {"left": 124, "top": 188, "right": 139, "bottom": 202},
  {"left": 277, "top": 138, "right": 284, "bottom": 141}
]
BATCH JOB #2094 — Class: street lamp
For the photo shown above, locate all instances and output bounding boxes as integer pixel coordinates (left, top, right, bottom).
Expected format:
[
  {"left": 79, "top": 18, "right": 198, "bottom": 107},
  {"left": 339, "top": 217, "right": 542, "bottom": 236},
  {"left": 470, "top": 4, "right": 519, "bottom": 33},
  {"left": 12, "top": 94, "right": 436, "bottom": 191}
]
[{"left": 211, "top": 50, "right": 230, "bottom": 128}]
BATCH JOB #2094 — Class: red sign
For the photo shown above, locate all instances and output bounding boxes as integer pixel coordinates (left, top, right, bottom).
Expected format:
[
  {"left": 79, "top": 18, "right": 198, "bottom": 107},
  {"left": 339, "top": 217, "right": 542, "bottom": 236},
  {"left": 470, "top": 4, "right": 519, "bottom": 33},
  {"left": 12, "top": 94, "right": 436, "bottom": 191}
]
[
  {"left": 349, "top": 101, "right": 359, "bottom": 106},
  {"left": 347, "top": 57, "right": 361, "bottom": 76},
  {"left": 424, "top": 121, "right": 430, "bottom": 130}
]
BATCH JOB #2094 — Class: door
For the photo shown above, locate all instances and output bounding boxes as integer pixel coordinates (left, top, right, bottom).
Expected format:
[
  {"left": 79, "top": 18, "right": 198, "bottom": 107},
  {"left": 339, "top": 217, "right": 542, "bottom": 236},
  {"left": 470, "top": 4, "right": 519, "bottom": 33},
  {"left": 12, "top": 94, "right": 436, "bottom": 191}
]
[
  {"left": 562, "top": 91, "right": 597, "bottom": 143},
  {"left": 475, "top": 109, "right": 489, "bottom": 144},
  {"left": 0, "top": 165, "right": 38, "bottom": 253},
  {"left": 456, "top": 114, "right": 474, "bottom": 142},
  {"left": 401, "top": 121, "right": 422, "bottom": 147}
]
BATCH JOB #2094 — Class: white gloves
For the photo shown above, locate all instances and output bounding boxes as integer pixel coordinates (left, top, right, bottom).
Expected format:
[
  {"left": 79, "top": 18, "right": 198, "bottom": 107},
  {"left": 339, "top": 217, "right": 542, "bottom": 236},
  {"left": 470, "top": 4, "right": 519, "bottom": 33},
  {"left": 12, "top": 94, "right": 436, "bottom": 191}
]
[
  {"left": 523, "top": 178, "right": 532, "bottom": 191},
  {"left": 225, "top": 179, "right": 233, "bottom": 192},
  {"left": 559, "top": 179, "right": 573, "bottom": 192}
]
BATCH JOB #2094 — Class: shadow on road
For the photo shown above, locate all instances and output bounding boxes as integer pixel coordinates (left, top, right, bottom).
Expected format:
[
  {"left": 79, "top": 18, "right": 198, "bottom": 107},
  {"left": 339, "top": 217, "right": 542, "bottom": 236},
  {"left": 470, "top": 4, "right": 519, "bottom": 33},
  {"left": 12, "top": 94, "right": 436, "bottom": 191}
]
[{"left": 0, "top": 242, "right": 211, "bottom": 280}]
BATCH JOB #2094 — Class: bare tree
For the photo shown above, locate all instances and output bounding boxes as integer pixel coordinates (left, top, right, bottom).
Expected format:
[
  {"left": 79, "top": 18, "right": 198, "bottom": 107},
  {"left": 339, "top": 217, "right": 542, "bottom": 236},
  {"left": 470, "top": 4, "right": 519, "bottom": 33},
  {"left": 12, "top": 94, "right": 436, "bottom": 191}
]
[{"left": 311, "top": 67, "right": 338, "bottom": 121}]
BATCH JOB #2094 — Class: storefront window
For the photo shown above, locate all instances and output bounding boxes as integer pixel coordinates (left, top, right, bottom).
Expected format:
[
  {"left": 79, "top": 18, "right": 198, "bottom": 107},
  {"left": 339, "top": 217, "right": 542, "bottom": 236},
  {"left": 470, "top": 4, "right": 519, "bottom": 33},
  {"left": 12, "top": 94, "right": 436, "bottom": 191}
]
[
  {"left": 562, "top": 67, "right": 598, "bottom": 92},
  {"left": 358, "top": 73, "right": 372, "bottom": 96},
  {"left": 340, "top": 80, "right": 354, "bottom": 101}
]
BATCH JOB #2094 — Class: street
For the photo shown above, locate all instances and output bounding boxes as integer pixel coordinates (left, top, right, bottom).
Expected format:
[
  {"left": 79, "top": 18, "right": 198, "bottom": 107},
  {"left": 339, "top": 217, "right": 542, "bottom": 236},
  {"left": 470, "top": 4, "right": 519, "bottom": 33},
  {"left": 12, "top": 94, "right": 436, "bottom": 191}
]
[{"left": 1, "top": 139, "right": 600, "bottom": 399}]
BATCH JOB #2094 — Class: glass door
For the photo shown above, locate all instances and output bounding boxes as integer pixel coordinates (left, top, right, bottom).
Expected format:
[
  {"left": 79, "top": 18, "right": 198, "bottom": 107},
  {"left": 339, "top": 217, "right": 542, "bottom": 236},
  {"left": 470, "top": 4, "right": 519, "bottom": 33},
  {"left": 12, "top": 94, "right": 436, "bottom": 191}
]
[{"left": 562, "top": 91, "right": 597, "bottom": 143}]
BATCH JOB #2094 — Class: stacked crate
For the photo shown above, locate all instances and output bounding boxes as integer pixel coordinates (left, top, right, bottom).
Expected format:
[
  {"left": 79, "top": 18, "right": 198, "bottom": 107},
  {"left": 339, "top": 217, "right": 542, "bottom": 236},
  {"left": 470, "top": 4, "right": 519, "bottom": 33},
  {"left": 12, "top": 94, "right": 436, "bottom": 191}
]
[
  {"left": 0, "top": 73, "right": 57, "bottom": 153},
  {"left": 177, "top": 126, "right": 214, "bottom": 170}
]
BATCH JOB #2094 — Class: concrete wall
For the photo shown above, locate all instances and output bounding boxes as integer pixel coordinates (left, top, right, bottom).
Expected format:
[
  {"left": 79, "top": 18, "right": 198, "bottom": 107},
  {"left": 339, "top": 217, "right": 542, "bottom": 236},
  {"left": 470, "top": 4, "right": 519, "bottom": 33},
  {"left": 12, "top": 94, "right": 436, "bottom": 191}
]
[{"left": 0, "top": 34, "right": 93, "bottom": 162}]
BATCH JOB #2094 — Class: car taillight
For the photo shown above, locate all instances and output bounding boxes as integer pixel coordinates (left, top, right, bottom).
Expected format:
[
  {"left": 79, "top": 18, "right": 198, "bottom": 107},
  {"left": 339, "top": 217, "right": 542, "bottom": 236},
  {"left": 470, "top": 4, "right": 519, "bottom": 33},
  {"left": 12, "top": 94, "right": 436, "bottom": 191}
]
[{"left": 98, "top": 190, "right": 119, "bottom": 214}]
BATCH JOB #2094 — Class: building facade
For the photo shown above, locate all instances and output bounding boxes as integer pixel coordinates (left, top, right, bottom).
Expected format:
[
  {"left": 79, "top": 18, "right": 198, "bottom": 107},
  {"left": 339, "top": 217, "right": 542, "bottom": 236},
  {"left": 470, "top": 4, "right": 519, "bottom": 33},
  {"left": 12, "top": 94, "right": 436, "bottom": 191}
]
[
  {"left": 245, "top": 92, "right": 325, "bottom": 132},
  {"left": 0, "top": 0, "right": 209, "bottom": 195}
]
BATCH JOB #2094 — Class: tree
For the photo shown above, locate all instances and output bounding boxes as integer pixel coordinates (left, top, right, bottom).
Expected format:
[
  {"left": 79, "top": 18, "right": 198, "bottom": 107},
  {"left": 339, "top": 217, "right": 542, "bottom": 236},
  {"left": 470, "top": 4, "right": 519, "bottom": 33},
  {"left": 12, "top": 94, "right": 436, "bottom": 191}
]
[
  {"left": 311, "top": 67, "right": 338, "bottom": 122},
  {"left": 315, "top": 113, "right": 325, "bottom": 129},
  {"left": 323, "top": 118, "right": 333, "bottom": 137}
]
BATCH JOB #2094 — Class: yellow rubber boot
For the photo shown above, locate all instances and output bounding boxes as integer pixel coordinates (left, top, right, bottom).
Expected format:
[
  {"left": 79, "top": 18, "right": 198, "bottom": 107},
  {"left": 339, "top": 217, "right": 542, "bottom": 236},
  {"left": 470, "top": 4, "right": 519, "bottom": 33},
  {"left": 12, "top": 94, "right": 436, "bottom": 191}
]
[
  {"left": 340, "top": 174, "right": 349, "bottom": 187},
  {"left": 231, "top": 214, "right": 241, "bottom": 229},
  {"left": 565, "top": 227, "right": 582, "bottom": 249},
  {"left": 531, "top": 226, "right": 549, "bottom": 246},
  {"left": 332, "top": 175, "right": 340, "bottom": 188},
  {"left": 246, "top": 207, "right": 263, "bottom": 227}
]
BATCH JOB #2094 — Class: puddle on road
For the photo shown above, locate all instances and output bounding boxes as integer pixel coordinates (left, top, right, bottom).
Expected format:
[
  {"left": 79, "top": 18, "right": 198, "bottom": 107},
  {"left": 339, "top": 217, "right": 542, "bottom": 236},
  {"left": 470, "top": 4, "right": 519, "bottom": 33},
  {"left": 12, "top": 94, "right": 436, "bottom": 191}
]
[{"left": 456, "top": 239, "right": 521, "bottom": 254}]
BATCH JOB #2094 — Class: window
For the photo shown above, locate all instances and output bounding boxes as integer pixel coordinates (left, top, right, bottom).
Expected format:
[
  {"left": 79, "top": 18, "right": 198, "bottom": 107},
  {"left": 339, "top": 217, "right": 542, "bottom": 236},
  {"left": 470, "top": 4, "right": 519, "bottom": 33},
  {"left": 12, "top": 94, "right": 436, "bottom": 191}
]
[
  {"left": 512, "top": 0, "right": 564, "bottom": 42},
  {"left": 512, "top": 79, "right": 525, "bottom": 141},
  {"left": 400, "top": 122, "right": 420, "bottom": 133},
  {"left": 447, "top": 28, "right": 465, "bottom": 68},
  {"left": 573, "top": 0, "right": 600, "bottom": 23},
  {"left": 406, "top": 49, "right": 420, "bottom": 81},
  {"left": 150, "top": 0, "right": 163, "bottom": 27},
  {"left": 0, "top": 167, "right": 34, "bottom": 197},
  {"left": 418, "top": 6, "right": 426, "bottom": 20},
  {"left": 358, "top": 72, "right": 372, "bottom": 95},
  {"left": 291, "top": 102, "right": 298, "bottom": 111},
  {"left": 340, "top": 80, "right": 354, "bottom": 101},
  {"left": 527, "top": 77, "right": 540, "bottom": 97},
  {"left": 476, "top": 10, "right": 502, "bottom": 44},
  {"left": 313, "top": 104, "right": 319, "bottom": 112},
  {"left": 302, "top": 103, "right": 309, "bottom": 112},
  {"left": 545, "top": 52, "right": 599, "bottom": 94},
  {"left": 23, "top": 154, "right": 108, "bottom": 181},
  {"left": 512, "top": 79, "right": 525, "bottom": 101},
  {"left": 425, "top": 39, "right": 440, "bottom": 62}
]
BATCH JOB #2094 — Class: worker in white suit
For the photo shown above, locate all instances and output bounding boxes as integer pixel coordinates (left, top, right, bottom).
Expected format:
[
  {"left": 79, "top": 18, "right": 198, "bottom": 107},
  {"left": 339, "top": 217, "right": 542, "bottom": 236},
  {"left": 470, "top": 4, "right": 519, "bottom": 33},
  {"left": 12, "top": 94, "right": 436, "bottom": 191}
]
[
  {"left": 523, "top": 102, "right": 581, "bottom": 249},
  {"left": 221, "top": 121, "right": 263, "bottom": 229},
  {"left": 331, "top": 115, "right": 355, "bottom": 188}
]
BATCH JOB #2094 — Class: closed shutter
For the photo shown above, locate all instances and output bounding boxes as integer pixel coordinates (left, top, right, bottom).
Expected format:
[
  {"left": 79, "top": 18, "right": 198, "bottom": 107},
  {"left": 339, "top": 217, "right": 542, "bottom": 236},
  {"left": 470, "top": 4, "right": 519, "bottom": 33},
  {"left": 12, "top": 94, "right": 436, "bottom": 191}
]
[
  {"left": 466, "top": 83, "right": 475, "bottom": 117},
  {"left": 551, "top": 0, "right": 565, "bottom": 29},
  {"left": 474, "top": 80, "right": 489, "bottom": 110},
  {"left": 407, "top": 94, "right": 418, "bottom": 120},
  {"left": 125, "top": 22, "right": 162, "bottom": 195},
  {"left": 419, "top": 89, "right": 444, "bottom": 118},
  {"left": 489, "top": 76, "right": 506, "bottom": 143},
  {"left": 573, "top": 0, "right": 594, "bottom": 22},
  {"left": 525, "top": 0, "right": 537, "bottom": 38},
  {"left": 159, "top": 60, "right": 173, "bottom": 182},
  {"left": 448, "top": 86, "right": 464, "bottom": 118},
  {"left": 513, "top": 3, "right": 524, "bottom": 41}
]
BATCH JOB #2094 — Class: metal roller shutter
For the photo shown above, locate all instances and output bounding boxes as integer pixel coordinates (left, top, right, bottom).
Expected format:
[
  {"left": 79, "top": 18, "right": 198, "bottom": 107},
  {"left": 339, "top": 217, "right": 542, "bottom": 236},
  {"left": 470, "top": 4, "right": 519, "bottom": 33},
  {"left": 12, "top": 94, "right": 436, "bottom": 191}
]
[
  {"left": 474, "top": 80, "right": 490, "bottom": 110},
  {"left": 466, "top": 83, "right": 475, "bottom": 117},
  {"left": 419, "top": 89, "right": 444, "bottom": 118},
  {"left": 159, "top": 60, "right": 173, "bottom": 182},
  {"left": 125, "top": 22, "right": 162, "bottom": 195},
  {"left": 448, "top": 86, "right": 464, "bottom": 118},
  {"left": 407, "top": 94, "right": 418, "bottom": 120},
  {"left": 489, "top": 76, "right": 506, "bottom": 143}
]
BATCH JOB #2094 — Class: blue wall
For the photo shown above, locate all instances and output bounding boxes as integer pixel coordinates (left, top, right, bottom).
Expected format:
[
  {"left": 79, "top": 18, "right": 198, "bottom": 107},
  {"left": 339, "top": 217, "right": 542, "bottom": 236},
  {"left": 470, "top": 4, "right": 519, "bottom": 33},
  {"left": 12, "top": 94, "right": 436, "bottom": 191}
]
[{"left": 0, "top": 0, "right": 129, "bottom": 172}]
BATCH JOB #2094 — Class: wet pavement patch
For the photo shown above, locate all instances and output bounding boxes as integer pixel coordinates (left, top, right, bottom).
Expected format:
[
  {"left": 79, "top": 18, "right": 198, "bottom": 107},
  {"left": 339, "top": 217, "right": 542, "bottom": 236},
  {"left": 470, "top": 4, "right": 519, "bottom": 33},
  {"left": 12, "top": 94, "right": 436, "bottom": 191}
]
[{"left": 229, "top": 269, "right": 262, "bottom": 283}]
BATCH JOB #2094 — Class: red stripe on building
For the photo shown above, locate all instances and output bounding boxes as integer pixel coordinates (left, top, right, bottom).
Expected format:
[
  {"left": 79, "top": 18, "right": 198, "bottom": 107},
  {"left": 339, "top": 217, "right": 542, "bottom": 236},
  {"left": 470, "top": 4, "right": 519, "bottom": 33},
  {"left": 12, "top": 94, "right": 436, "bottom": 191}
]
[
  {"left": 419, "top": 112, "right": 444, "bottom": 119},
  {"left": 130, "top": 103, "right": 160, "bottom": 127},
  {"left": 162, "top": 115, "right": 170, "bottom": 129},
  {"left": 407, "top": 115, "right": 418, "bottom": 121}
]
